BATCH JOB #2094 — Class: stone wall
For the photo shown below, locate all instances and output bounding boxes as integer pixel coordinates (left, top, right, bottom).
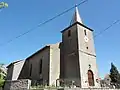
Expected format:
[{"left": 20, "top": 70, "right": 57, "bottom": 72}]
[
  {"left": 27, "top": 46, "right": 50, "bottom": 85},
  {"left": 64, "top": 88, "right": 120, "bottom": 90},
  {"left": 49, "top": 43, "right": 60, "bottom": 86},
  {"left": 30, "top": 87, "right": 120, "bottom": 90},
  {"left": 4, "top": 79, "right": 31, "bottom": 90}
]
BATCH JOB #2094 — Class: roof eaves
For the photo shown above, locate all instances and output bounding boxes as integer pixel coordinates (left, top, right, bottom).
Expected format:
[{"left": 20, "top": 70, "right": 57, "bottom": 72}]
[
  {"left": 61, "top": 22, "right": 93, "bottom": 33},
  {"left": 26, "top": 45, "right": 50, "bottom": 60}
]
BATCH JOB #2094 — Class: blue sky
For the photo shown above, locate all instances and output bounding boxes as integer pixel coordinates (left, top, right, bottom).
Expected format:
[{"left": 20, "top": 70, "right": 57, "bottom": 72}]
[{"left": 0, "top": 0, "right": 120, "bottom": 78}]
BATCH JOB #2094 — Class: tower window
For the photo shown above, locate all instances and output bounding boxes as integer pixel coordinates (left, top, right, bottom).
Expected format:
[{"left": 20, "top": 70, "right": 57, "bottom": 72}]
[
  {"left": 39, "top": 59, "right": 42, "bottom": 74},
  {"left": 86, "top": 47, "right": 88, "bottom": 49},
  {"left": 84, "top": 30, "right": 87, "bottom": 36},
  {"left": 68, "top": 30, "right": 71, "bottom": 37}
]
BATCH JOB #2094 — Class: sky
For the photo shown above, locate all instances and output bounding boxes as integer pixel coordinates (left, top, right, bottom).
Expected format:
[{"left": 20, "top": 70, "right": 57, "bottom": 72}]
[{"left": 0, "top": 0, "right": 120, "bottom": 78}]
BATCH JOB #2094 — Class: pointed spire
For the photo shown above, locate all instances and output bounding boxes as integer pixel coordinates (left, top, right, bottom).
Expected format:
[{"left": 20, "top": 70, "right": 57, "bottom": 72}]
[{"left": 70, "top": 6, "right": 82, "bottom": 25}]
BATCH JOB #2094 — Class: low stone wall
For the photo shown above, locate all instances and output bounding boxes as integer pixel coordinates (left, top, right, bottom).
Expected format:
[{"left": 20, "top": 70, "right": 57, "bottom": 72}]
[
  {"left": 64, "top": 88, "right": 120, "bottom": 90},
  {"left": 30, "top": 87, "right": 120, "bottom": 90},
  {"left": 4, "top": 79, "right": 31, "bottom": 90}
]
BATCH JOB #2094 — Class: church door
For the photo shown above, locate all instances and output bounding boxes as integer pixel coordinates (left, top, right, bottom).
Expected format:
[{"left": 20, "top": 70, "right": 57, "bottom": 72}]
[{"left": 88, "top": 70, "right": 94, "bottom": 86}]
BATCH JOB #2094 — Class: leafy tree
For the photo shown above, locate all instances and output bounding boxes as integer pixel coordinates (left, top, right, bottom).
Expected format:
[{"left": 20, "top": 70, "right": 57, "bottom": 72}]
[
  {"left": 0, "top": 79, "right": 5, "bottom": 87},
  {"left": 0, "top": 63, "right": 6, "bottom": 88},
  {"left": 0, "top": 2, "right": 8, "bottom": 9},
  {"left": 110, "top": 62, "right": 120, "bottom": 88}
]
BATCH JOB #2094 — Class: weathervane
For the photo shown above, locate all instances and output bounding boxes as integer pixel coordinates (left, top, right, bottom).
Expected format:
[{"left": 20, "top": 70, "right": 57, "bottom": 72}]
[{"left": 74, "top": 0, "right": 77, "bottom": 7}]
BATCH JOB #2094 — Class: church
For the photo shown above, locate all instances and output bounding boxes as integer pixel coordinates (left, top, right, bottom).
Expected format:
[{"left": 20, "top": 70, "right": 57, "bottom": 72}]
[{"left": 6, "top": 7, "right": 100, "bottom": 88}]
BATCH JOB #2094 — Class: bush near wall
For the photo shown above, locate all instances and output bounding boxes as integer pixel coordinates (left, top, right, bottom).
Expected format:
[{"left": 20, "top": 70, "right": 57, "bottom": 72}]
[{"left": 0, "top": 79, "right": 5, "bottom": 88}]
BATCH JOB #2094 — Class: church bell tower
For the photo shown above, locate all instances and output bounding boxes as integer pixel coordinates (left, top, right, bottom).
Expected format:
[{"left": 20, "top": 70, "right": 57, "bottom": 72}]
[{"left": 60, "top": 7, "right": 100, "bottom": 88}]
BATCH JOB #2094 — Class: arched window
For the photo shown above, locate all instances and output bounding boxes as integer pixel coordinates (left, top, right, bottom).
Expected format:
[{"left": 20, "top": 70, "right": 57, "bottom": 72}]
[
  {"left": 39, "top": 59, "right": 42, "bottom": 74},
  {"left": 30, "top": 64, "right": 32, "bottom": 76},
  {"left": 88, "top": 70, "right": 95, "bottom": 86}
]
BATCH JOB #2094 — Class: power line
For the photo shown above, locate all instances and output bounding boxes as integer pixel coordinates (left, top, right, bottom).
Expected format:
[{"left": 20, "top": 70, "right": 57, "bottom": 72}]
[
  {"left": 82, "top": 19, "right": 120, "bottom": 55},
  {"left": 82, "top": 20, "right": 120, "bottom": 71},
  {"left": 0, "top": 0, "right": 88, "bottom": 47},
  {"left": 94, "top": 20, "right": 120, "bottom": 38}
]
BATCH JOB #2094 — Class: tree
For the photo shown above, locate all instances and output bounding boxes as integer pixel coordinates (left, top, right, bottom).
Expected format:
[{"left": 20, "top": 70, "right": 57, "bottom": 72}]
[
  {"left": 0, "top": 79, "right": 5, "bottom": 87},
  {"left": 0, "top": 2, "right": 8, "bottom": 9},
  {"left": 110, "top": 62, "right": 120, "bottom": 88},
  {"left": 0, "top": 63, "right": 6, "bottom": 88}
]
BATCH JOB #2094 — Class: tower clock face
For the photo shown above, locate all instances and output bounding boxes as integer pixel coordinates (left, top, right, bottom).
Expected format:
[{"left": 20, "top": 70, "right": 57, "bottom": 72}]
[{"left": 84, "top": 36, "right": 89, "bottom": 42}]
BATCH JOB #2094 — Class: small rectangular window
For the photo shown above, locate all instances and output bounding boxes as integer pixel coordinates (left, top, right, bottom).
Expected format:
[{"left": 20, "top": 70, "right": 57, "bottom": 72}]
[
  {"left": 39, "top": 59, "right": 42, "bottom": 74},
  {"left": 68, "top": 30, "right": 71, "bottom": 37},
  {"left": 84, "top": 30, "right": 87, "bottom": 36}
]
